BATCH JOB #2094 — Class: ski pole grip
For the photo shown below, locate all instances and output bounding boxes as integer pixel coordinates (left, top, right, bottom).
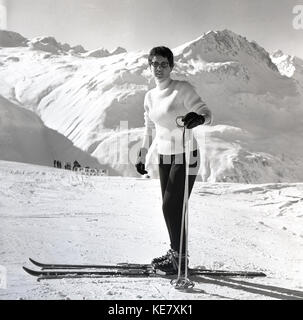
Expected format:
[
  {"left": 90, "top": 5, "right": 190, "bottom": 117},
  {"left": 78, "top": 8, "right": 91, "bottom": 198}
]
[{"left": 176, "top": 116, "right": 185, "bottom": 128}]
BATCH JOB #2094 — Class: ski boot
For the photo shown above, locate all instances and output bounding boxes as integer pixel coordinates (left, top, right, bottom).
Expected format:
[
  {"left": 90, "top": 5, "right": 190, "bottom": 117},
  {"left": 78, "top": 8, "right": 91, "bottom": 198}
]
[
  {"left": 153, "top": 250, "right": 188, "bottom": 275},
  {"left": 151, "top": 249, "right": 174, "bottom": 266}
]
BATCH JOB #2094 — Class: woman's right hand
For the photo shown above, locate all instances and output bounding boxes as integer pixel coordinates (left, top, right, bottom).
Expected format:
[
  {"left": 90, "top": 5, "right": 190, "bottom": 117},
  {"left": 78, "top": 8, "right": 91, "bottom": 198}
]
[{"left": 135, "top": 148, "right": 148, "bottom": 175}]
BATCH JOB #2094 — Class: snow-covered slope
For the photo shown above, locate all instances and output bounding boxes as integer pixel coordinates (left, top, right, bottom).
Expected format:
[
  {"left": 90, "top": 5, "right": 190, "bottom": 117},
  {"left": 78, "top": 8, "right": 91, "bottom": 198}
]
[
  {"left": 0, "top": 30, "right": 28, "bottom": 47},
  {"left": 0, "top": 160, "right": 302, "bottom": 299},
  {"left": 0, "top": 29, "right": 302, "bottom": 182},
  {"left": 0, "top": 95, "right": 108, "bottom": 170}
]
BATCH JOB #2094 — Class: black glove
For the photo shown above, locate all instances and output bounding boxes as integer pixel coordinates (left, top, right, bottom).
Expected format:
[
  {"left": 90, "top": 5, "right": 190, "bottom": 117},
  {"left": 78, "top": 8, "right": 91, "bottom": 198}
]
[
  {"left": 182, "top": 112, "right": 205, "bottom": 129},
  {"left": 135, "top": 148, "right": 148, "bottom": 175}
]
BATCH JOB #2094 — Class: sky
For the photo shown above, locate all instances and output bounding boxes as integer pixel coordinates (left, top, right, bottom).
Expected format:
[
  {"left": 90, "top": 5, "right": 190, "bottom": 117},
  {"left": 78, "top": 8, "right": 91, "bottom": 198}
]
[{"left": 2, "top": 0, "right": 303, "bottom": 57}]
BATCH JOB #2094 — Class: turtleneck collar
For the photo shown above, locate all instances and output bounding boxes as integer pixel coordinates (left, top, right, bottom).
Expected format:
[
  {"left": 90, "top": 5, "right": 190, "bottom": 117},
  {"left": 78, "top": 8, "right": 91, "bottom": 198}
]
[{"left": 155, "top": 77, "right": 173, "bottom": 91}]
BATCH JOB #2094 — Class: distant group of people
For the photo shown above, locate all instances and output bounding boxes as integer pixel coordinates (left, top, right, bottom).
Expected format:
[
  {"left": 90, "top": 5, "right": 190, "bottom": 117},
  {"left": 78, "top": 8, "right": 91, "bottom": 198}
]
[
  {"left": 53, "top": 160, "right": 81, "bottom": 171},
  {"left": 53, "top": 160, "right": 62, "bottom": 168},
  {"left": 53, "top": 159, "right": 107, "bottom": 176}
]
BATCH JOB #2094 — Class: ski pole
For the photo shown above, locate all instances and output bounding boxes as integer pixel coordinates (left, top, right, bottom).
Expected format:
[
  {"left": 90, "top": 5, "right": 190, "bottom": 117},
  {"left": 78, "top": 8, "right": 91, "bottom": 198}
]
[{"left": 171, "top": 116, "right": 195, "bottom": 290}]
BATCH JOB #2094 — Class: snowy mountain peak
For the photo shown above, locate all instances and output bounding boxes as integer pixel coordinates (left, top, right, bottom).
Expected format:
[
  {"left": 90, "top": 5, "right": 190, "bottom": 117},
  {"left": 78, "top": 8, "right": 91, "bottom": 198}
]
[
  {"left": 28, "top": 36, "right": 87, "bottom": 55},
  {"left": 29, "top": 36, "right": 63, "bottom": 54},
  {"left": 271, "top": 49, "right": 285, "bottom": 58},
  {"left": 174, "top": 29, "right": 278, "bottom": 72},
  {"left": 84, "top": 46, "right": 127, "bottom": 58},
  {"left": 70, "top": 44, "right": 87, "bottom": 54},
  {"left": 84, "top": 47, "right": 110, "bottom": 58},
  {"left": 0, "top": 30, "right": 127, "bottom": 58},
  {"left": 0, "top": 29, "right": 28, "bottom": 47},
  {"left": 110, "top": 47, "right": 127, "bottom": 55},
  {"left": 1, "top": 29, "right": 303, "bottom": 182},
  {"left": 271, "top": 49, "right": 303, "bottom": 80}
]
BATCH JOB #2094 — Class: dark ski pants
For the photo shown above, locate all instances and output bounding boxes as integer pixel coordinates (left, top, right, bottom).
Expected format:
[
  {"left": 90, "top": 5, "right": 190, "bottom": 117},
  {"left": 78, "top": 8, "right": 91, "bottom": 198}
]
[{"left": 158, "top": 149, "right": 200, "bottom": 254}]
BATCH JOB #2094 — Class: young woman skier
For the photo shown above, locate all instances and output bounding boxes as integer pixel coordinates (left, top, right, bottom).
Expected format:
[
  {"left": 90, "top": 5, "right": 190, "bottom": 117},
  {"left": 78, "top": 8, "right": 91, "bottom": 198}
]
[{"left": 135, "top": 46, "right": 213, "bottom": 274}]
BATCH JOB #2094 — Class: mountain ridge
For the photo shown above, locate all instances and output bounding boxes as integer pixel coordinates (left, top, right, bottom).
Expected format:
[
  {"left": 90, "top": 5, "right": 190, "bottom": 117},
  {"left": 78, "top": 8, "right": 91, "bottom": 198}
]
[{"left": 0, "top": 28, "right": 302, "bottom": 182}]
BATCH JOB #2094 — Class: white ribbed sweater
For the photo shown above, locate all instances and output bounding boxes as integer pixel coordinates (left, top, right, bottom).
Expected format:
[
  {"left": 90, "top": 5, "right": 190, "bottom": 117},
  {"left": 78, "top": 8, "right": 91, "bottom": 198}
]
[{"left": 142, "top": 79, "right": 212, "bottom": 155}]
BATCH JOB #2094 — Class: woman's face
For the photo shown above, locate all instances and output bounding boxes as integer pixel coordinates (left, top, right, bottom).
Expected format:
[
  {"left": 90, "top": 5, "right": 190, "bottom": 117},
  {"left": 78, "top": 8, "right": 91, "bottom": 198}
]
[{"left": 150, "top": 55, "right": 173, "bottom": 81}]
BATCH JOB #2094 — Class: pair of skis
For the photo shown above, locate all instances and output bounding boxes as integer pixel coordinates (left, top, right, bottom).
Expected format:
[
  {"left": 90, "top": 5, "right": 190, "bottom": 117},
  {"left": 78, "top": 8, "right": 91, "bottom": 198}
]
[{"left": 23, "top": 258, "right": 266, "bottom": 281}]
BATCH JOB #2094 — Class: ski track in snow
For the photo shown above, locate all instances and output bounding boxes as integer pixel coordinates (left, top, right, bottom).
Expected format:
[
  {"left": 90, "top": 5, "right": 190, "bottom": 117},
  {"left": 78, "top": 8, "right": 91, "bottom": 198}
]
[{"left": 0, "top": 160, "right": 303, "bottom": 300}]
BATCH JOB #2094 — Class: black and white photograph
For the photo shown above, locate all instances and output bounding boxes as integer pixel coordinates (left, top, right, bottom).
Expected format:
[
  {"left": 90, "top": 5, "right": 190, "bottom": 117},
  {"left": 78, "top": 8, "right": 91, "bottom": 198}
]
[{"left": 0, "top": 0, "right": 303, "bottom": 303}]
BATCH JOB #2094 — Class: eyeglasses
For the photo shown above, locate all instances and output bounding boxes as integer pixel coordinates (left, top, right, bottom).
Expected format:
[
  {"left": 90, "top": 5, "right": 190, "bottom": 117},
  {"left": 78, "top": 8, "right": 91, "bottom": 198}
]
[{"left": 150, "top": 61, "right": 169, "bottom": 69}]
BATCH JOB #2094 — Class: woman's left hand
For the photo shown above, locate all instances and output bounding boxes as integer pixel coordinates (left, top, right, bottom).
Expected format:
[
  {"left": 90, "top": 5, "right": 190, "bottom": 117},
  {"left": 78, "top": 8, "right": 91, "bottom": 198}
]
[{"left": 182, "top": 112, "right": 205, "bottom": 129}]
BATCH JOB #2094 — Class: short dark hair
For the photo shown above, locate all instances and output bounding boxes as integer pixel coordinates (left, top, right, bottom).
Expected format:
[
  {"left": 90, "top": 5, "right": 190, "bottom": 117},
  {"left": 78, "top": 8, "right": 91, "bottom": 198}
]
[{"left": 148, "top": 46, "right": 174, "bottom": 68}]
